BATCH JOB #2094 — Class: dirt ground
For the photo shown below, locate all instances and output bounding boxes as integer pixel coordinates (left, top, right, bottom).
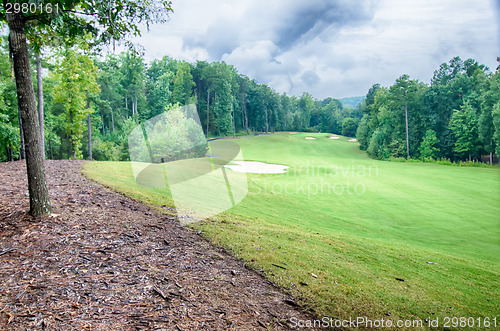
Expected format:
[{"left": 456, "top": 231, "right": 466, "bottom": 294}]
[{"left": 0, "top": 160, "right": 317, "bottom": 330}]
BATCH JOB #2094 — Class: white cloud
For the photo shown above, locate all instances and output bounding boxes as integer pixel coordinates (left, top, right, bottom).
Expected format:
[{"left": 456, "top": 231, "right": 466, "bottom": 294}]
[{"left": 132, "top": 0, "right": 499, "bottom": 99}]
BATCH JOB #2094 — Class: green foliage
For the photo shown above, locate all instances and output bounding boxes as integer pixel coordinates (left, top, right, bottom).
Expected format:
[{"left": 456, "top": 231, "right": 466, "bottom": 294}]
[
  {"left": 492, "top": 102, "right": 500, "bottom": 156},
  {"left": 367, "top": 129, "right": 389, "bottom": 160},
  {"left": 91, "top": 136, "right": 120, "bottom": 161},
  {"left": 0, "top": 37, "right": 20, "bottom": 161},
  {"left": 2, "top": 37, "right": 495, "bottom": 166},
  {"left": 449, "top": 102, "right": 480, "bottom": 160},
  {"left": 341, "top": 117, "right": 357, "bottom": 137},
  {"left": 356, "top": 114, "right": 371, "bottom": 150},
  {"left": 1, "top": 0, "right": 174, "bottom": 51},
  {"left": 52, "top": 43, "right": 99, "bottom": 159},
  {"left": 358, "top": 57, "right": 494, "bottom": 163},
  {"left": 418, "top": 129, "right": 440, "bottom": 160},
  {"left": 135, "top": 105, "right": 208, "bottom": 163},
  {"left": 172, "top": 62, "right": 195, "bottom": 105}
]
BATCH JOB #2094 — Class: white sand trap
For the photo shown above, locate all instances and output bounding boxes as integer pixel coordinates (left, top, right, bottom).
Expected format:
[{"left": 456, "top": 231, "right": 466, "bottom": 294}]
[
  {"left": 224, "top": 161, "right": 289, "bottom": 174},
  {"left": 329, "top": 136, "right": 340, "bottom": 139},
  {"left": 348, "top": 138, "right": 358, "bottom": 142},
  {"left": 289, "top": 132, "right": 298, "bottom": 134},
  {"left": 305, "top": 137, "right": 316, "bottom": 140}
]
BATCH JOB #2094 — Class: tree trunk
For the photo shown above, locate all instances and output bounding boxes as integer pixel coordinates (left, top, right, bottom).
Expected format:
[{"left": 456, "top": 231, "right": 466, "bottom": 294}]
[
  {"left": 7, "top": 12, "right": 51, "bottom": 216},
  {"left": 265, "top": 105, "right": 269, "bottom": 134},
  {"left": 18, "top": 108, "right": 25, "bottom": 159},
  {"left": 405, "top": 103, "right": 409, "bottom": 159},
  {"left": 134, "top": 97, "right": 138, "bottom": 120},
  {"left": 87, "top": 114, "right": 92, "bottom": 160},
  {"left": 6, "top": 147, "right": 12, "bottom": 162},
  {"left": 36, "top": 53, "right": 45, "bottom": 160},
  {"left": 206, "top": 89, "right": 210, "bottom": 138},
  {"left": 111, "top": 109, "right": 115, "bottom": 132},
  {"left": 87, "top": 98, "right": 92, "bottom": 160},
  {"left": 242, "top": 96, "right": 249, "bottom": 134},
  {"left": 116, "top": 107, "right": 126, "bottom": 124},
  {"left": 490, "top": 139, "right": 493, "bottom": 165},
  {"left": 101, "top": 111, "right": 105, "bottom": 134},
  {"left": 125, "top": 95, "right": 128, "bottom": 117},
  {"left": 231, "top": 99, "right": 236, "bottom": 138},
  {"left": 49, "top": 138, "right": 53, "bottom": 160}
]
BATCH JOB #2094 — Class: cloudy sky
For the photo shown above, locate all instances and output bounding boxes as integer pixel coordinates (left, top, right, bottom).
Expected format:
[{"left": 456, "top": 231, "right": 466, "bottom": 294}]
[{"left": 131, "top": 0, "right": 499, "bottom": 99}]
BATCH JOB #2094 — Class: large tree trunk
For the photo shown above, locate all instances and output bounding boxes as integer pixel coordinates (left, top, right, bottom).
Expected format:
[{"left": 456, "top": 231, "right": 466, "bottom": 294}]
[
  {"left": 17, "top": 108, "right": 25, "bottom": 159},
  {"left": 36, "top": 53, "right": 45, "bottom": 160},
  {"left": 7, "top": 12, "right": 51, "bottom": 216}
]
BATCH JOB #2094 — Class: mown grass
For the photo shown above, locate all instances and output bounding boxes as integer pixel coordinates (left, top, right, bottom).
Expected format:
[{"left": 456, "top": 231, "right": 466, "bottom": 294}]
[{"left": 83, "top": 132, "right": 500, "bottom": 329}]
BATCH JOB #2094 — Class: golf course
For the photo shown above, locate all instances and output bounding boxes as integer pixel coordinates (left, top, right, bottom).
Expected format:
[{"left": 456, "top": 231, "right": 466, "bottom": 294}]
[{"left": 83, "top": 132, "right": 500, "bottom": 326}]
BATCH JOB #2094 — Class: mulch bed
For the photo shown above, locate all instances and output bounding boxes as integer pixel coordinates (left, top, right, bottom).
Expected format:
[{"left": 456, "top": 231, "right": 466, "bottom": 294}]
[{"left": 0, "top": 160, "right": 316, "bottom": 330}]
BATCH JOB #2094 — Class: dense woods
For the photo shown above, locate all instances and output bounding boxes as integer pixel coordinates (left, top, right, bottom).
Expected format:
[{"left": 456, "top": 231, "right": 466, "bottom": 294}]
[
  {"left": 0, "top": 41, "right": 362, "bottom": 162},
  {"left": 357, "top": 57, "right": 500, "bottom": 163},
  {"left": 0, "top": 38, "right": 498, "bottom": 164}
]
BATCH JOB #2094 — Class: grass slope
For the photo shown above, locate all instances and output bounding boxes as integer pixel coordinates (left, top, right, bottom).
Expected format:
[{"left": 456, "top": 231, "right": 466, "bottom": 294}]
[{"left": 83, "top": 132, "right": 500, "bottom": 327}]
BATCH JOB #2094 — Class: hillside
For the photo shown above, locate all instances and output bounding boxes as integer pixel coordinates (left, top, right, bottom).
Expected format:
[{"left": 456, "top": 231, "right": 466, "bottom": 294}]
[{"left": 339, "top": 96, "right": 364, "bottom": 108}]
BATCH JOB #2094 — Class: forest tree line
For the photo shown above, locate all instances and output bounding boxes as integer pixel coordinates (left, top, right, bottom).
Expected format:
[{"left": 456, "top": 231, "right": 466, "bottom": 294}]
[
  {"left": 357, "top": 57, "right": 500, "bottom": 163},
  {"left": 0, "top": 39, "right": 362, "bottom": 162},
  {"left": 0, "top": 37, "right": 499, "bottom": 164}
]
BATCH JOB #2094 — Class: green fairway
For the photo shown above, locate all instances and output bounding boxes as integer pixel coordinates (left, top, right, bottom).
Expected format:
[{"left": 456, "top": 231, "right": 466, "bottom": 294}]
[{"left": 83, "top": 132, "right": 500, "bottom": 326}]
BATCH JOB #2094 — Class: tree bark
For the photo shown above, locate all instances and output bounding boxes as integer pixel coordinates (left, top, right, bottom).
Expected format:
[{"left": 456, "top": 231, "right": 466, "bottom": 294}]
[
  {"left": 100, "top": 111, "right": 105, "bottom": 134},
  {"left": 87, "top": 98, "right": 92, "bottom": 160},
  {"left": 110, "top": 108, "right": 114, "bottom": 132},
  {"left": 242, "top": 95, "right": 248, "bottom": 134},
  {"left": 49, "top": 138, "right": 53, "bottom": 160},
  {"left": 490, "top": 139, "right": 493, "bottom": 165},
  {"left": 405, "top": 103, "right": 409, "bottom": 159},
  {"left": 265, "top": 105, "right": 269, "bottom": 134},
  {"left": 231, "top": 98, "right": 236, "bottom": 138},
  {"left": 7, "top": 12, "right": 51, "bottom": 216},
  {"left": 134, "top": 97, "right": 138, "bottom": 120},
  {"left": 18, "top": 108, "right": 25, "bottom": 159},
  {"left": 6, "top": 147, "right": 13, "bottom": 162},
  {"left": 116, "top": 107, "right": 126, "bottom": 124},
  {"left": 37, "top": 53, "right": 45, "bottom": 160},
  {"left": 87, "top": 114, "right": 92, "bottom": 160},
  {"left": 206, "top": 89, "right": 210, "bottom": 138}
]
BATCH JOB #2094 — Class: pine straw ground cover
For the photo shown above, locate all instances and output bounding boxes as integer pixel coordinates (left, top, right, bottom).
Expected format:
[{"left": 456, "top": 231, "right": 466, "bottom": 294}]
[{"left": 0, "top": 160, "right": 316, "bottom": 330}]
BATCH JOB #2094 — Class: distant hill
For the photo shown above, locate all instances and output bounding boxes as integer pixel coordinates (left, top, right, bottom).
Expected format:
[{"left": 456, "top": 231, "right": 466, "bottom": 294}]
[{"left": 340, "top": 96, "right": 364, "bottom": 108}]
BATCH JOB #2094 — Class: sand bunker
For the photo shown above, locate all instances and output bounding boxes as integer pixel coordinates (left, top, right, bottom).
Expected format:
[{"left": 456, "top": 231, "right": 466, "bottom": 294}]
[
  {"left": 305, "top": 137, "right": 316, "bottom": 140},
  {"left": 289, "top": 132, "right": 298, "bottom": 134},
  {"left": 329, "top": 136, "right": 340, "bottom": 139},
  {"left": 224, "top": 161, "right": 289, "bottom": 174},
  {"left": 348, "top": 138, "right": 358, "bottom": 142}
]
